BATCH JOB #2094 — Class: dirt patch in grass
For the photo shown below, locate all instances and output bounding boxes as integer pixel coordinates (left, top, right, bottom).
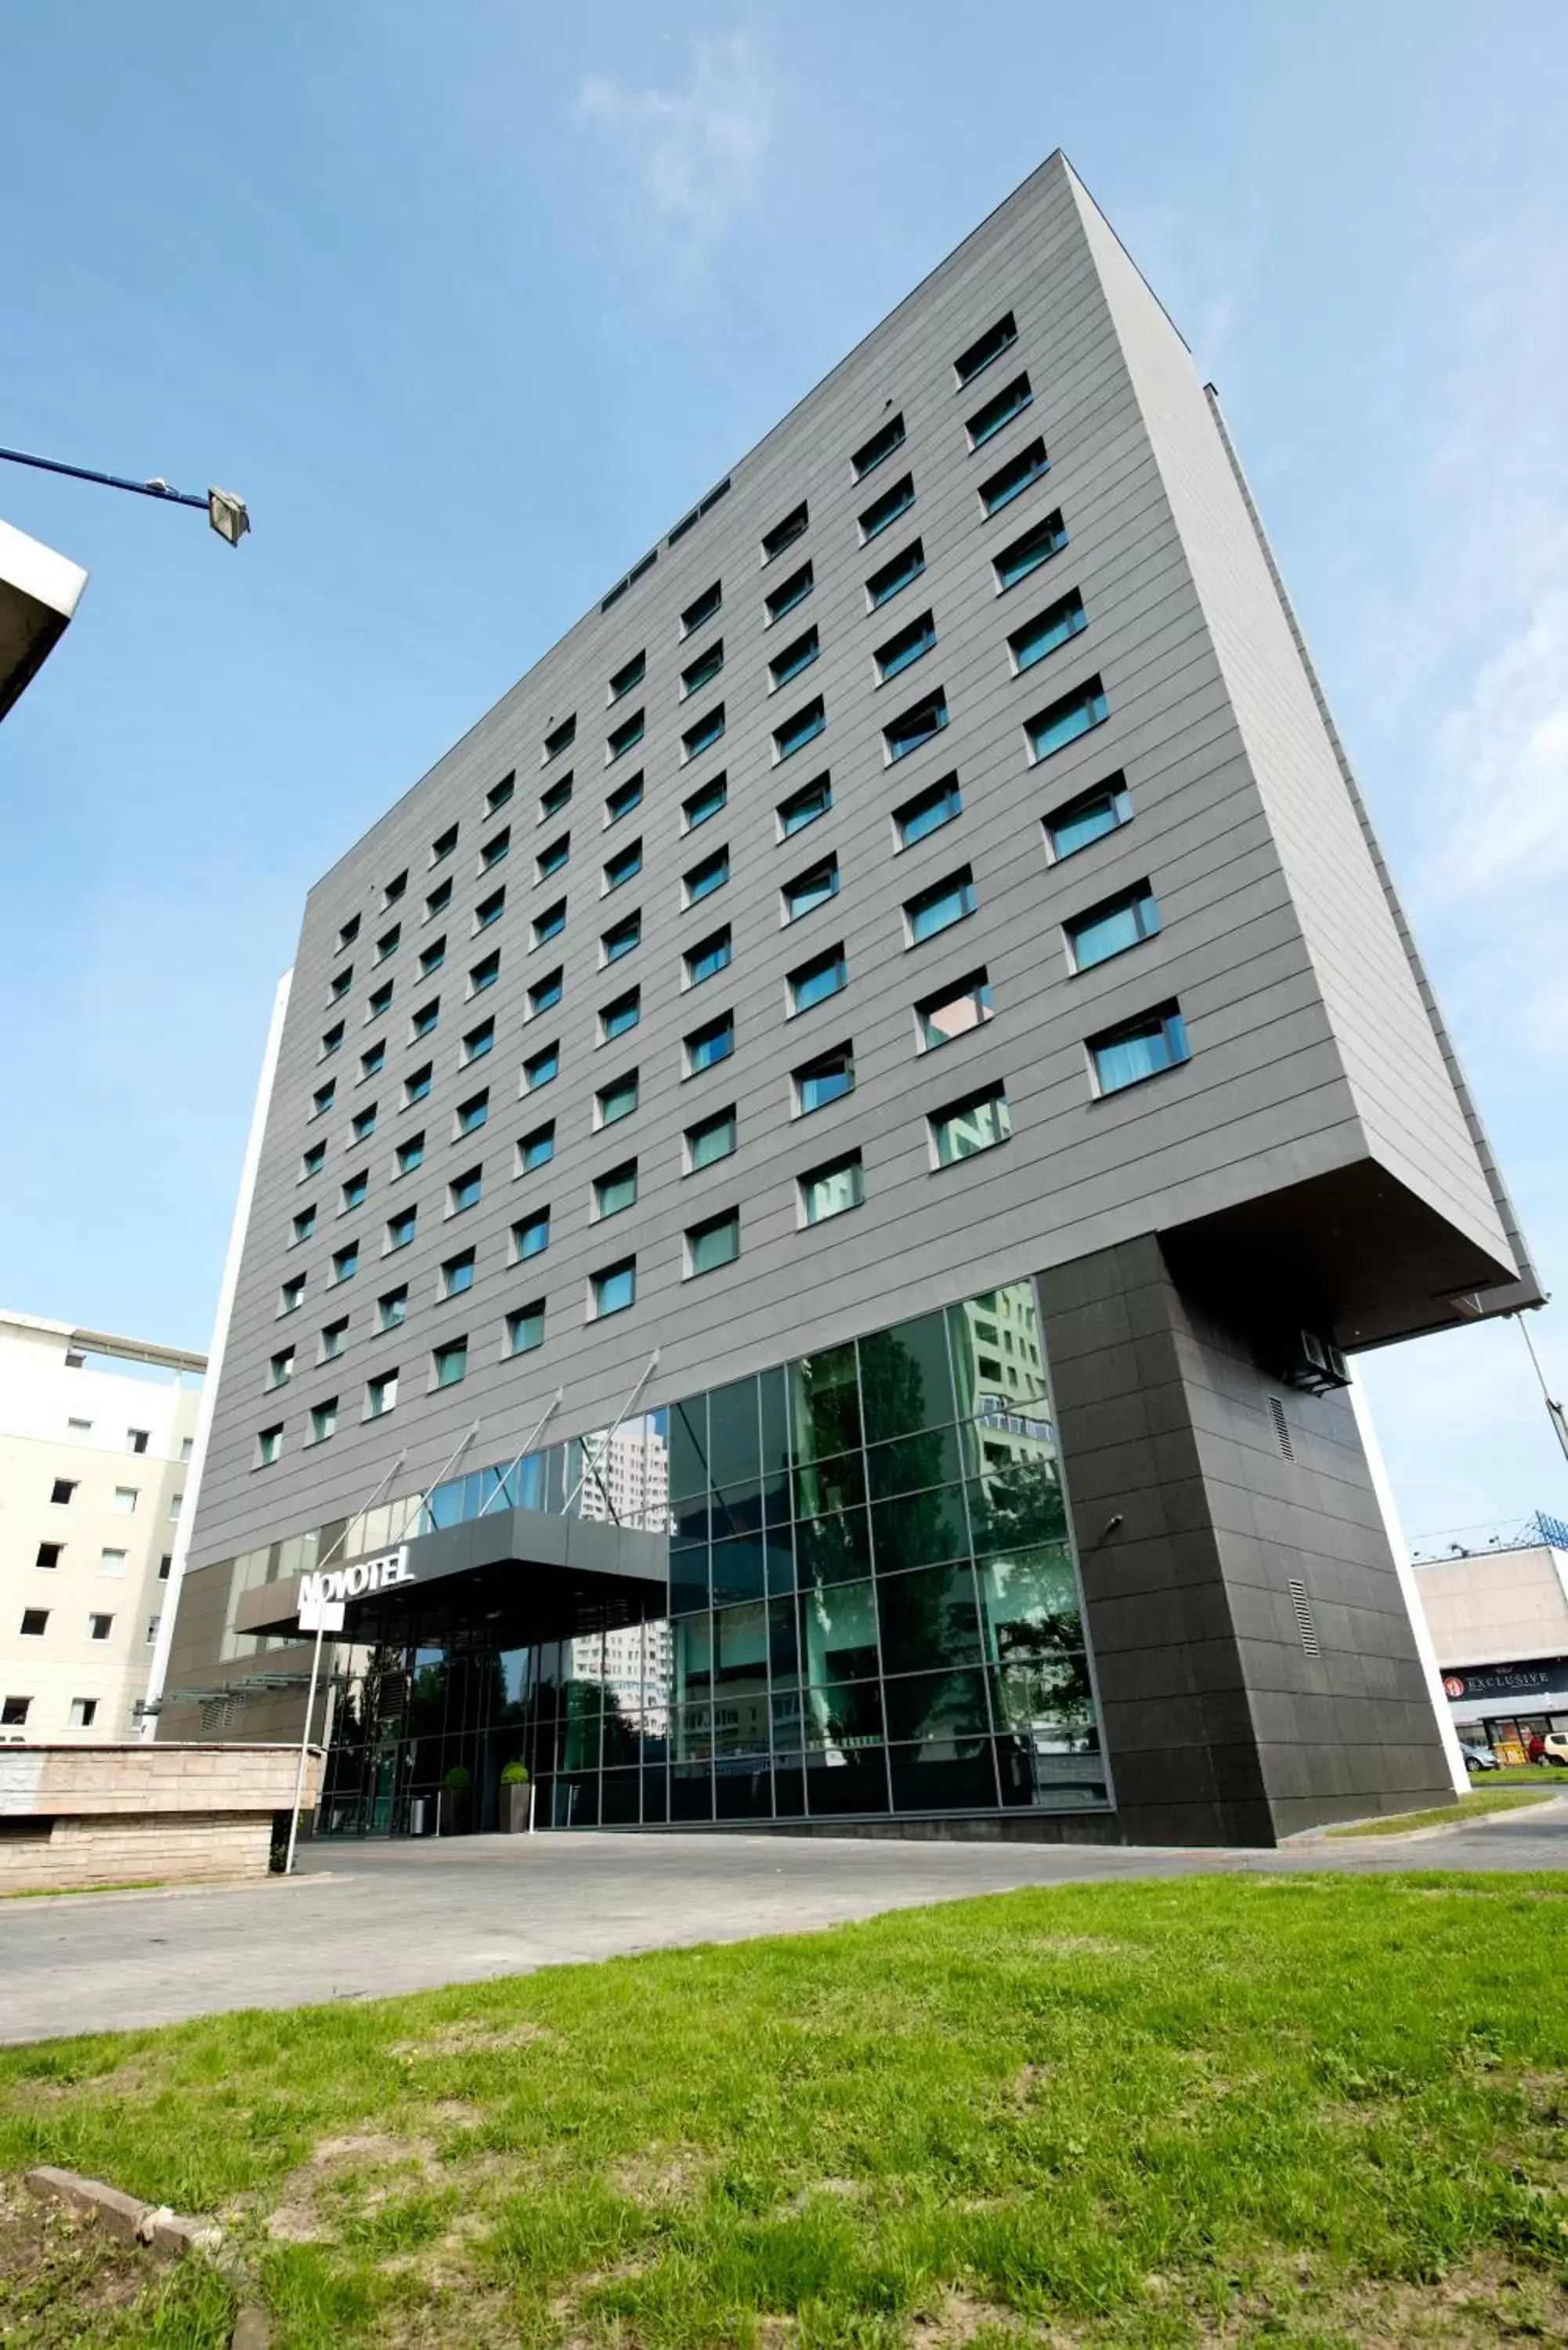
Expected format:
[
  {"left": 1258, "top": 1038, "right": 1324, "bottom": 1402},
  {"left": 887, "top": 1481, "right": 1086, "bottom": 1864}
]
[
  {"left": 1193, "top": 2256, "right": 1568, "bottom": 2345},
  {"left": 609, "top": 2144, "right": 714, "bottom": 2204},
  {"left": 391, "top": 2017, "right": 558, "bottom": 2059},
  {"left": 264, "top": 2128, "right": 441, "bottom": 2243}
]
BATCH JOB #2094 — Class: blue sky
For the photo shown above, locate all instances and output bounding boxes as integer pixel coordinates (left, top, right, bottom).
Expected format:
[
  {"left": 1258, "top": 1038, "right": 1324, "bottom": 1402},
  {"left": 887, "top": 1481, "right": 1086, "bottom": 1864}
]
[{"left": 3, "top": 1, "right": 1566, "bottom": 1548}]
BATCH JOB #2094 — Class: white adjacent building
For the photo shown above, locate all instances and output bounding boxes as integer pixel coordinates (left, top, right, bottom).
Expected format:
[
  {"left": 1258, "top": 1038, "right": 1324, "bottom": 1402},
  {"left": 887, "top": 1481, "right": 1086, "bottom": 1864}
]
[{"left": 0, "top": 1313, "right": 204, "bottom": 1742}]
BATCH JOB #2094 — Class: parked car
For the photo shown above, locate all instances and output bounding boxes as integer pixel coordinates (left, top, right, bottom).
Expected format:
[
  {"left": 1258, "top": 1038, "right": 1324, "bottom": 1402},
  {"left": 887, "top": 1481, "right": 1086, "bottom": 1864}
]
[
  {"left": 1461, "top": 1741, "right": 1500, "bottom": 1773},
  {"left": 1543, "top": 1731, "right": 1568, "bottom": 1768}
]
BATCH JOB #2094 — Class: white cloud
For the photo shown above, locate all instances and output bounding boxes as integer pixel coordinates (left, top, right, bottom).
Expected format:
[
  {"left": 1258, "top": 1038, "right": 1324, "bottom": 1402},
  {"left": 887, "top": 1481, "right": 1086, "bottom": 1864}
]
[{"left": 573, "top": 35, "right": 772, "bottom": 244}]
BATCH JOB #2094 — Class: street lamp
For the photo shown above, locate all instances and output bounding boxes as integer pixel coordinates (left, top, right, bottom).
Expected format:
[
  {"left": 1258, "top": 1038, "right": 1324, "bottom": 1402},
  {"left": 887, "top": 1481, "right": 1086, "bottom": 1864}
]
[{"left": 0, "top": 443, "right": 250, "bottom": 545}]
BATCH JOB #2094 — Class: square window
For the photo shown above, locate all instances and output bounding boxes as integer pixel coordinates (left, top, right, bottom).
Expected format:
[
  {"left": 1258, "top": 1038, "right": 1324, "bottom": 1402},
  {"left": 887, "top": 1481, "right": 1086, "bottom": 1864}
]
[
  {"left": 512, "top": 1209, "right": 550, "bottom": 1260},
  {"left": 360, "top": 1041, "right": 386, "bottom": 1080},
  {"left": 681, "top": 580, "right": 721, "bottom": 636},
  {"left": 1028, "top": 676, "right": 1109, "bottom": 761},
  {"left": 788, "top": 944, "right": 847, "bottom": 1013},
  {"left": 3, "top": 1694, "right": 33, "bottom": 1726},
  {"left": 605, "top": 772, "right": 643, "bottom": 825},
  {"left": 529, "top": 967, "right": 563, "bottom": 1015},
  {"left": 544, "top": 714, "right": 576, "bottom": 763},
  {"left": 609, "top": 650, "right": 645, "bottom": 702},
  {"left": 768, "top": 627, "right": 818, "bottom": 692},
  {"left": 36, "top": 1542, "right": 63, "bottom": 1567},
  {"left": 765, "top": 562, "right": 813, "bottom": 625},
  {"left": 875, "top": 609, "right": 936, "bottom": 684},
  {"left": 681, "top": 639, "right": 724, "bottom": 697},
  {"left": 607, "top": 710, "right": 645, "bottom": 763},
  {"left": 684, "top": 845, "right": 728, "bottom": 905},
  {"left": 905, "top": 866, "right": 976, "bottom": 944},
  {"left": 981, "top": 436, "right": 1050, "bottom": 515},
  {"left": 367, "top": 1370, "right": 399, "bottom": 1418},
  {"left": 778, "top": 772, "right": 832, "bottom": 837},
  {"left": 883, "top": 688, "right": 948, "bottom": 763},
  {"left": 966, "top": 371, "right": 1032, "bottom": 448},
  {"left": 256, "top": 1426, "right": 282, "bottom": 1467},
  {"left": 954, "top": 310, "right": 1017, "bottom": 385},
  {"left": 1046, "top": 774, "right": 1133, "bottom": 860},
  {"left": 329, "top": 965, "right": 352, "bottom": 1001},
  {"left": 686, "top": 1207, "right": 739, "bottom": 1275},
  {"left": 523, "top": 1042, "right": 559, "bottom": 1092},
  {"left": 432, "top": 1337, "right": 468, "bottom": 1388},
  {"left": 916, "top": 969, "right": 993, "bottom": 1050},
  {"left": 518, "top": 1122, "right": 556, "bottom": 1171},
  {"left": 602, "top": 912, "right": 641, "bottom": 964},
  {"left": 312, "top": 1081, "right": 336, "bottom": 1117},
  {"left": 320, "top": 1318, "right": 348, "bottom": 1361},
  {"left": 596, "top": 1072, "right": 639, "bottom": 1127},
  {"left": 89, "top": 1612, "right": 114, "bottom": 1641},
  {"left": 604, "top": 839, "right": 642, "bottom": 891},
  {"left": 455, "top": 1092, "right": 489, "bottom": 1135},
  {"left": 685, "top": 1104, "right": 735, "bottom": 1170},
  {"left": 20, "top": 1607, "right": 49, "bottom": 1637},
  {"left": 378, "top": 1287, "right": 408, "bottom": 1330},
  {"left": 800, "top": 1152, "right": 864, "bottom": 1225},
  {"left": 301, "top": 1141, "right": 327, "bottom": 1180},
  {"left": 533, "top": 900, "right": 565, "bottom": 946},
  {"left": 894, "top": 772, "right": 962, "bottom": 849},
  {"left": 852, "top": 411, "right": 906, "bottom": 479},
  {"left": 331, "top": 1243, "right": 359, "bottom": 1284},
  {"left": 425, "top": 877, "right": 453, "bottom": 921},
  {"left": 931, "top": 1085, "right": 1012, "bottom": 1165},
  {"left": 99, "top": 1547, "right": 128, "bottom": 1576},
  {"left": 386, "top": 1209, "right": 417, "bottom": 1252},
  {"left": 480, "top": 826, "right": 511, "bottom": 870},
  {"left": 537, "top": 831, "right": 570, "bottom": 880},
  {"left": 337, "top": 913, "right": 361, "bottom": 949},
  {"left": 488, "top": 773, "right": 515, "bottom": 814},
  {"left": 685, "top": 1013, "right": 733, "bottom": 1074},
  {"left": 773, "top": 697, "right": 826, "bottom": 762},
  {"left": 793, "top": 1043, "right": 854, "bottom": 1114},
  {"left": 468, "top": 950, "right": 500, "bottom": 996},
  {"left": 995, "top": 510, "right": 1068, "bottom": 592},
  {"left": 269, "top": 1348, "right": 294, "bottom": 1388},
  {"left": 866, "top": 537, "right": 925, "bottom": 609},
  {"left": 1066, "top": 882, "right": 1162, "bottom": 971},
  {"left": 858, "top": 473, "right": 915, "bottom": 542},
  {"left": 410, "top": 998, "right": 440, "bottom": 1040},
  {"left": 111, "top": 1486, "right": 139, "bottom": 1515},
  {"left": 382, "top": 870, "right": 408, "bottom": 908},
  {"left": 683, "top": 774, "right": 728, "bottom": 830},
  {"left": 685, "top": 926, "right": 731, "bottom": 986},
  {"left": 540, "top": 774, "right": 573, "bottom": 822},
  {"left": 594, "top": 1159, "right": 638, "bottom": 1219},
  {"left": 375, "top": 924, "right": 401, "bottom": 962},
  {"left": 590, "top": 1258, "right": 637, "bottom": 1318},
  {"left": 292, "top": 1205, "right": 317, "bottom": 1244},
  {"left": 419, "top": 937, "right": 446, "bottom": 977},
  {"left": 68, "top": 1697, "right": 96, "bottom": 1729},
  {"left": 682, "top": 703, "right": 726, "bottom": 761},
  {"left": 351, "top": 1107, "right": 377, "bottom": 1143},
  {"left": 508, "top": 1302, "right": 545, "bottom": 1355},
  {"left": 1088, "top": 1001, "right": 1190, "bottom": 1095},
  {"left": 430, "top": 822, "right": 458, "bottom": 865},
  {"left": 600, "top": 987, "right": 640, "bottom": 1040},
  {"left": 404, "top": 1063, "right": 432, "bottom": 1105},
  {"left": 450, "top": 1166, "right": 482, "bottom": 1213},
  {"left": 782, "top": 855, "right": 839, "bottom": 923},
  {"left": 462, "top": 1018, "right": 495, "bottom": 1063},
  {"left": 280, "top": 1276, "right": 306, "bottom": 1316},
  {"left": 320, "top": 1021, "right": 344, "bottom": 1059},
  {"left": 442, "top": 1248, "right": 476, "bottom": 1298},
  {"left": 761, "top": 502, "right": 808, "bottom": 562},
  {"left": 341, "top": 1170, "right": 369, "bottom": 1210}
]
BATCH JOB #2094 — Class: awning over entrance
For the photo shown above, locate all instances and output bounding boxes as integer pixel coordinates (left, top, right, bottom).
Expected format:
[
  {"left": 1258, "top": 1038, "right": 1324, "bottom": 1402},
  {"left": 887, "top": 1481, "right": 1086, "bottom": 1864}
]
[{"left": 233, "top": 1506, "right": 668, "bottom": 1650}]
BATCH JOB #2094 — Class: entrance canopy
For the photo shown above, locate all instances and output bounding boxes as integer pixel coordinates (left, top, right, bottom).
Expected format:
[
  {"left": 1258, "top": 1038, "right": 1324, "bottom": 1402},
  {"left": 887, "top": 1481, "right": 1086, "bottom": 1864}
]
[{"left": 233, "top": 1505, "right": 668, "bottom": 1651}]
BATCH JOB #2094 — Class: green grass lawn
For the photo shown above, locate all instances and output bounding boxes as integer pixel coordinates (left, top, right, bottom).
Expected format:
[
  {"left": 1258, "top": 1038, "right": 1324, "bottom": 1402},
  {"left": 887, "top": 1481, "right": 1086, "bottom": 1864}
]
[
  {"left": 1330, "top": 1784, "right": 1561, "bottom": 1837},
  {"left": 3, "top": 1874, "right": 1568, "bottom": 2348}
]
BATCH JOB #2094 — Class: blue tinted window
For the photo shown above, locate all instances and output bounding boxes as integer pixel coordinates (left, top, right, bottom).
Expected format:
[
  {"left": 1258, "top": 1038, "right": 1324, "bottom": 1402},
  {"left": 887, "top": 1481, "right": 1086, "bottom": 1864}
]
[
  {"left": 687, "top": 1014, "right": 734, "bottom": 1072},
  {"left": 905, "top": 869, "right": 976, "bottom": 944},
  {"left": 789, "top": 946, "right": 847, "bottom": 1012},
  {"left": 683, "top": 705, "right": 726, "bottom": 760},
  {"left": 866, "top": 538, "right": 925, "bottom": 608},
  {"left": 774, "top": 699, "right": 826, "bottom": 761},
  {"left": 859, "top": 474, "right": 916, "bottom": 542},
  {"left": 876, "top": 610, "right": 936, "bottom": 683},
  {"left": 1047, "top": 777, "right": 1132, "bottom": 859},
  {"left": 980, "top": 437, "right": 1050, "bottom": 515},
  {"left": 1089, "top": 1003, "right": 1190, "bottom": 1094},
  {"left": 966, "top": 374, "right": 1031, "bottom": 448},
  {"left": 894, "top": 774, "right": 961, "bottom": 848},
  {"left": 1067, "top": 884, "right": 1161, "bottom": 971},
  {"left": 995, "top": 512, "right": 1068, "bottom": 591},
  {"left": 1028, "top": 678, "right": 1109, "bottom": 761},
  {"left": 1010, "top": 591, "right": 1087, "bottom": 674},
  {"left": 884, "top": 690, "right": 948, "bottom": 762}
]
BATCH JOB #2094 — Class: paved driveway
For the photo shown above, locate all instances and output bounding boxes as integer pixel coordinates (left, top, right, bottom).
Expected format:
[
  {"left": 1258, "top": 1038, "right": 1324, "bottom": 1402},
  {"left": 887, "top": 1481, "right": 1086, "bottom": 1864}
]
[{"left": 4, "top": 1799, "right": 1565, "bottom": 2046}]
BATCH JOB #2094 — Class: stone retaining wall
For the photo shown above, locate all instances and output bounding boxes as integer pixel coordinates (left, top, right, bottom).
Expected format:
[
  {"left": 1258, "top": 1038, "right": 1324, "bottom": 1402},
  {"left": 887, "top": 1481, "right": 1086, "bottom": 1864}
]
[{"left": 0, "top": 1744, "right": 319, "bottom": 1892}]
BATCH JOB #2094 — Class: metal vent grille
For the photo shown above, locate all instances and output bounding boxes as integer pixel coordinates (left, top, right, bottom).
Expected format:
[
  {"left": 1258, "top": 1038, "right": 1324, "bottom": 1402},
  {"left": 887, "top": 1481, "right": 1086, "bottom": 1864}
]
[
  {"left": 200, "top": 1692, "right": 244, "bottom": 1735},
  {"left": 1268, "top": 1396, "right": 1295, "bottom": 1462},
  {"left": 1288, "top": 1578, "right": 1321, "bottom": 1657}
]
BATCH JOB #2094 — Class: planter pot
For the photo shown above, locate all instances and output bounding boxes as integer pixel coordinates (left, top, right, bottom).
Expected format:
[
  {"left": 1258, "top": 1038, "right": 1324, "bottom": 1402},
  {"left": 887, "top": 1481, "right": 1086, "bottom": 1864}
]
[
  {"left": 500, "top": 1783, "right": 533, "bottom": 1835},
  {"left": 437, "top": 1789, "right": 469, "bottom": 1836}
]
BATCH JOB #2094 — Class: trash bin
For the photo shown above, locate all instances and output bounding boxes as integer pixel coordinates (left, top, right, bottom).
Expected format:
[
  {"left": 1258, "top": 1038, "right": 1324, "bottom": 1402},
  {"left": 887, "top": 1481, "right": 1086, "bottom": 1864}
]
[{"left": 409, "top": 1796, "right": 431, "bottom": 1836}]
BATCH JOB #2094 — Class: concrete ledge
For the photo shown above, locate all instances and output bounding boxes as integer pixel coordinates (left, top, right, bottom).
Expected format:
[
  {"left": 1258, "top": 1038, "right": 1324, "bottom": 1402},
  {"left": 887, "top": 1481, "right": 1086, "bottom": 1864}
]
[
  {"left": 23, "top": 2165, "right": 222, "bottom": 2257},
  {"left": 0, "top": 1744, "right": 320, "bottom": 1892}
]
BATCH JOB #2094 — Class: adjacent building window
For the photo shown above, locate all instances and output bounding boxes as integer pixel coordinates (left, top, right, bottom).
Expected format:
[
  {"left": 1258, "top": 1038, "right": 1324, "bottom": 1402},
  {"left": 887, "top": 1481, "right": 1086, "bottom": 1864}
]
[
  {"left": 931, "top": 1085, "right": 1012, "bottom": 1166},
  {"left": 859, "top": 473, "right": 916, "bottom": 542},
  {"left": 788, "top": 944, "right": 847, "bottom": 1013},
  {"left": 916, "top": 969, "right": 993, "bottom": 1050},
  {"left": 375, "top": 924, "right": 401, "bottom": 963},
  {"left": 686, "top": 1207, "right": 739, "bottom": 1275},
  {"left": 764, "top": 561, "right": 813, "bottom": 625},
  {"left": 905, "top": 866, "right": 977, "bottom": 944},
  {"left": 793, "top": 1043, "right": 854, "bottom": 1114},
  {"left": 367, "top": 1371, "right": 399, "bottom": 1419},
  {"left": 603, "top": 839, "right": 642, "bottom": 891},
  {"left": 480, "top": 826, "right": 511, "bottom": 870},
  {"left": 338, "top": 1173, "right": 368, "bottom": 1219},
  {"left": 681, "top": 580, "right": 722, "bottom": 636},
  {"left": 1044, "top": 773, "right": 1133, "bottom": 860},
  {"left": 468, "top": 950, "right": 500, "bottom": 996},
  {"left": 426, "top": 877, "right": 453, "bottom": 920},
  {"left": 800, "top": 1152, "right": 865, "bottom": 1225},
  {"left": 291, "top": 1206, "right": 317, "bottom": 1245},
  {"left": 685, "top": 927, "right": 732, "bottom": 986},
  {"left": 594, "top": 1160, "right": 638, "bottom": 1219},
  {"left": 454, "top": 1091, "right": 489, "bottom": 1136},
  {"left": 279, "top": 1276, "right": 305, "bottom": 1316},
  {"left": 782, "top": 855, "right": 839, "bottom": 923},
  {"left": 590, "top": 1259, "right": 637, "bottom": 1318},
  {"left": 378, "top": 1287, "right": 408, "bottom": 1330},
  {"left": 269, "top": 1348, "right": 294, "bottom": 1388},
  {"left": 35, "top": 1542, "right": 63, "bottom": 1568},
  {"left": 329, "top": 965, "right": 352, "bottom": 1001},
  {"left": 966, "top": 372, "right": 1032, "bottom": 448},
  {"left": 410, "top": 998, "right": 440, "bottom": 1039},
  {"left": 875, "top": 609, "right": 936, "bottom": 683},
  {"left": 337, "top": 914, "right": 361, "bottom": 949},
  {"left": 681, "top": 639, "right": 724, "bottom": 697},
  {"left": 595, "top": 1072, "right": 639, "bottom": 1127},
  {"left": 462, "top": 1018, "right": 495, "bottom": 1063},
  {"left": 513, "top": 1209, "right": 550, "bottom": 1260},
  {"left": 404, "top": 1063, "right": 432, "bottom": 1105},
  {"left": 609, "top": 650, "right": 645, "bottom": 702},
  {"left": 685, "top": 1105, "right": 735, "bottom": 1170},
  {"left": 537, "top": 832, "right": 570, "bottom": 880},
  {"left": 89, "top": 1613, "right": 114, "bottom": 1642},
  {"left": 1010, "top": 588, "right": 1087, "bottom": 674},
  {"left": 256, "top": 1426, "right": 282, "bottom": 1468},
  {"left": 301, "top": 1141, "right": 327, "bottom": 1180},
  {"left": 954, "top": 311, "right": 1017, "bottom": 385},
  {"left": 1028, "top": 675, "right": 1109, "bottom": 761},
  {"left": 778, "top": 772, "right": 832, "bottom": 837},
  {"left": 852, "top": 411, "right": 906, "bottom": 478},
  {"left": 1088, "top": 1002, "right": 1191, "bottom": 1095},
  {"left": 682, "top": 704, "right": 726, "bottom": 760},
  {"left": 773, "top": 697, "right": 826, "bottom": 762},
  {"left": 432, "top": 1337, "right": 469, "bottom": 1387},
  {"left": 540, "top": 774, "right": 573, "bottom": 821},
  {"left": 430, "top": 823, "right": 458, "bottom": 866},
  {"left": 601, "top": 987, "right": 640, "bottom": 1040},
  {"left": 311, "top": 1082, "right": 335, "bottom": 1117},
  {"left": 1066, "top": 882, "right": 1162, "bottom": 971},
  {"left": 685, "top": 846, "right": 729, "bottom": 905},
  {"left": 320, "top": 1021, "right": 344, "bottom": 1059},
  {"left": 351, "top": 1107, "right": 378, "bottom": 1143},
  {"left": 111, "top": 1486, "right": 139, "bottom": 1515},
  {"left": 449, "top": 1167, "right": 482, "bottom": 1214},
  {"left": 386, "top": 1209, "right": 417, "bottom": 1251},
  {"left": 761, "top": 502, "right": 808, "bottom": 562},
  {"left": 979, "top": 436, "right": 1050, "bottom": 515},
  {"left": 883, "top": 689, "right": 948, "bottom": 763},
  {"left": 442, "top": 1249, "right": 476, "bottom": 1299},
  {"left": 605, "top": 772, "right": 643, "bottom": 824},
  {"left": 866, "top": 537, "right": 925, "bottom": 608},
  {"left": 606, "top": 710, "right": 645, "bottom": 763},
  {"left": 397, "top": 1131, "right": 426, "bottom": 1173},
  {"left": 331, "top": 1243, "right": 359, "bottom": 1284},
  {"left": 3, "top": 1696, "right": 33, "bottom": 1726},
  {"left": 20, "top": 1608, "right": 50, "bottom": 1637},
  {"left": 523, "top": 1043, "right": 558, "bottom": 1092},
  {"left": 685, "top": 1013, "right": 734, "bottom": 1074},
  {"left": 683, "top": 774, "right": 727, "bottom": 830},
  {"left": 309, "top": 1399, "right": 338, "bottom": 1445},
  {"left": 98, "top": 1549, "right": 128, "bottom": 1577},
  {"left": 894, "top": 772, "right": 962, "bottom": 849},
  {"left": 529, "top": 968, "right": 563, "bottom": 1014},
  {"left": 544, "top": 714, "right": 576, "bottom": 763},
  {"left": 995, "top": 510, "right": 1068, "bottom": 591},
  {"left": 768, "top": 627, "right": 819, "bottom": 692},
  {"left": 602, "top": 911, "right": 641, "bottom": 963},
  {"left": 487, "top": 774, "right": 515, "bottom": 814},
  {"left": 360, "top": 1042, "right": 386, "bottom": 1080},
  {"left": 68, "top": 1698, "right": 97, "bottom": 1729},
  {"left": 382, "top": 870, "right": 408, "bottom": 906},
  {"left": 507, "top": 1303, "right": 545, "bottom": 1355}
]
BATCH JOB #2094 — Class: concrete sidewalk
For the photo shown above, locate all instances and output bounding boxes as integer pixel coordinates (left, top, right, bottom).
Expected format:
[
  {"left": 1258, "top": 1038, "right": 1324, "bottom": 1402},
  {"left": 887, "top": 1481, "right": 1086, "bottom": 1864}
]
[{"left": 3, "top": 1800, "right": 1564, "bottom": 2046}]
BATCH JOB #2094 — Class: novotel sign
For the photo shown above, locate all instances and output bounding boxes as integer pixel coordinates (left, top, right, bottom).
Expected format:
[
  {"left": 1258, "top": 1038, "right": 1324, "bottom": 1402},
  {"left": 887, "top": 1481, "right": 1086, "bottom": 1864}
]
[{"left": 298, "top": 1546, "right": 414, "bottom": 1614}]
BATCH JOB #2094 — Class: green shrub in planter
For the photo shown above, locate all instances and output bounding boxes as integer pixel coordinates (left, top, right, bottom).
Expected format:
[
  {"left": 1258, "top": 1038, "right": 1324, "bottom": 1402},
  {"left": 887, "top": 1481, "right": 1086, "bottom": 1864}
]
[
  {"left": 500, "top": 1761, "right": 531, "bottom": 1786},
  {"left": 443, "top": 1765, "right": 472, "bottom": 1791}
]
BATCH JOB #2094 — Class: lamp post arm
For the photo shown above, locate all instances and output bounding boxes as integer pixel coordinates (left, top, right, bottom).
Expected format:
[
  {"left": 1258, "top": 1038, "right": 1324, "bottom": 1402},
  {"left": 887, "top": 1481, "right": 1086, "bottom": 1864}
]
[{"left": 0, "top": 443, "right": 208, "bottom": 508}]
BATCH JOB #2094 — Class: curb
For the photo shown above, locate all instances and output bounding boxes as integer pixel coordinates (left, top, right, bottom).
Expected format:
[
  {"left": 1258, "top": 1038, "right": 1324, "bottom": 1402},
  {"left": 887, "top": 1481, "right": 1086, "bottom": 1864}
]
[{"left": 23, "top": 2165, "right": 269, "bottom": 2345}]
